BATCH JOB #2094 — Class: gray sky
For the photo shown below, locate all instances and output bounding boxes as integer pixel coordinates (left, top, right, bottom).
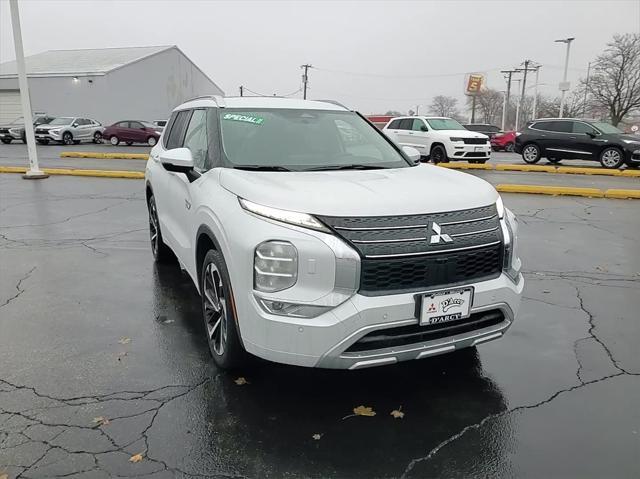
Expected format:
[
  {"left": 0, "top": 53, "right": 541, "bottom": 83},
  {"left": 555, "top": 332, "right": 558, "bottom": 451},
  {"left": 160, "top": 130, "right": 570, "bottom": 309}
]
[{"left": 1, "top": 0, "right": 639, "bottom": 114}]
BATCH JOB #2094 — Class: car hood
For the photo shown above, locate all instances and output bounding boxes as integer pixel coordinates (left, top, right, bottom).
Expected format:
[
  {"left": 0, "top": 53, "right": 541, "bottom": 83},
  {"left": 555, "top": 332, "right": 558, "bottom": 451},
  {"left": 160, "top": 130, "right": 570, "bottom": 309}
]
[
  {"left": 219, "top": 164, "right": 499, "bottom": 217},
  {"left": 35, "top": 124, "right": 67, "bottom": 130},
  {"left": 437, "top": 130, "right": 488, "bottom": 138}
]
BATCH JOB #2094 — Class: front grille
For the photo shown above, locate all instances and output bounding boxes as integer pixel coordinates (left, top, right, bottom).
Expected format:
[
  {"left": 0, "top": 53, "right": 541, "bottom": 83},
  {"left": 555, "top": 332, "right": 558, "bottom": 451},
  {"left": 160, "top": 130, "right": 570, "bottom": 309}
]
[
  {"left": 359, "top": 244, "right": 502, "bottom": 294},
  {"left": 463, "top": 138, "right": 488, "bottom": 144},
  {"left": 318, "top": 205, "right": 503, "bottom": 295},
  {"left": 344, "top": 309, "right": 505, "bottom": 352},
  {"left": 464, "top": 152, "right": 489, "bottom": 158},
  {"left": 0, "top": 128, "right": 9, "bottom": 134},
  {"left": 35, "top": 129, "right": 48, "bottom": 134}
]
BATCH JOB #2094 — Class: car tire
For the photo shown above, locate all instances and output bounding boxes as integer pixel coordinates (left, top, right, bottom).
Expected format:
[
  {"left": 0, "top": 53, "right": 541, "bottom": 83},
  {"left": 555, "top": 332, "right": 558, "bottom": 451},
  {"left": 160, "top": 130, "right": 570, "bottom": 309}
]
[
  {"left": 126, "top": 141, "right": 133, "bottom": 146},
  {"left": 62, "top": 132, "right": 73, "bottom": 145},
  {"left": 430, "top": 145, "right": 448, "bottom": 164},
  {"left": 200, "top": 249, "right": 247, "bottom": 370},
  {"left": 1, "top": 138, "right": 11, "bottom": 144},
  {"left": 21, "top": 134, "right": 27, "bottom": 143},
  {"left": 147, "top": 136, "right": 157, "bottom": 147},
  {"left": 93, "top": 132, "right": 103, "bottom": 144},
  {"left": 36, "top": 139, "right": 49, "bottom": 145},
  {"left": 521, "top": 143, "right": 541, "bottom": 164},
  {"left": 505, "top": 142, "right": 515, "bottom": 153},
  {"left": 147, "top": 194, "right": 174, "bottom": 264},
  {"left": 599, "top": 147, "right": 624, "bottom": 169},
  {"left": 73, "top": 140, "right": 81, "bottom": 145},
  {"left": 110, "top": 135, "right": 120, "bottom": 146}
]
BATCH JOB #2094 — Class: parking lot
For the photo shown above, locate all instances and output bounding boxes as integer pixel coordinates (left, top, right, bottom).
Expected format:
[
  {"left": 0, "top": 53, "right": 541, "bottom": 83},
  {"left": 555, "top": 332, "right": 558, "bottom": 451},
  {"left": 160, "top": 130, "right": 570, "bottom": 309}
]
[{"left": 1, "top": 166, "right": 638, "bottom": 478}]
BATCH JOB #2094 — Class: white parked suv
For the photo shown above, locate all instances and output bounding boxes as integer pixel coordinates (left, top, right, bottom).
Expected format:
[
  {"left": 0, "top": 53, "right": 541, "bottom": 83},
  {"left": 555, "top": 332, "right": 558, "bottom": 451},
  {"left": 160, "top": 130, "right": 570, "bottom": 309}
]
[
  {"left": 145, "top": 96, "right": 523, "bottom": 369},
  {"left": 383, "top": 116, "right": 491, "bottom": 164}
]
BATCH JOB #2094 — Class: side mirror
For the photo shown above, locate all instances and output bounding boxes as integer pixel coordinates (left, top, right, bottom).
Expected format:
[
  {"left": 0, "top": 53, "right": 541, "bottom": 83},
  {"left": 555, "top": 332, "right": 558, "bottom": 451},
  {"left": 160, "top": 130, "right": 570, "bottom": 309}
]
[
  {"left": 420, "top": 125, "right": 429, "bottom": 132},
  {"left": 72, "top": 123, "right": 78, "bottom": 128},
  {"left": 402, "top": 146, "right": 421, "bottom": 164},
  {"left": 160, "top": 148, "right": 194, "bottom": 173},
  {"left": 586, "top": 131, "right": 597, "bottom": 138}
]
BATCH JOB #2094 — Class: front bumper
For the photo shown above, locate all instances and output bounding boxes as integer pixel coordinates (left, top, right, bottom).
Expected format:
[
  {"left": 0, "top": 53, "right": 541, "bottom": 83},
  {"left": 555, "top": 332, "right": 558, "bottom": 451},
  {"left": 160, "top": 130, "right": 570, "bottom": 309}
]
[
  {"left": 628, "top": 149, "right": 640, "bottom": 165},
  {"left": 242, "top": 273, "right": 523, "bottom": 369},
  {"left": 0, "top": 129, "right": 23, "bottom": 140},
  {"left": 447, "top": 142, "right": 492, "bottom": 161},
  {"left": 35, "top": 130, "right": 62, "bottom": 141}
]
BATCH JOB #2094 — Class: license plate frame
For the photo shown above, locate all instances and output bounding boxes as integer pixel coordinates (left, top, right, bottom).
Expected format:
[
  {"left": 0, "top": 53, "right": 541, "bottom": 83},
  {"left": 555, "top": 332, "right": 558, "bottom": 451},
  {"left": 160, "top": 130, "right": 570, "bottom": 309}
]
[
  {"left": 474, "top": 146, "right": 484, "bottom": 152},
  {"left": 419, "top": 287, "right": 474, "bottom": 326}
]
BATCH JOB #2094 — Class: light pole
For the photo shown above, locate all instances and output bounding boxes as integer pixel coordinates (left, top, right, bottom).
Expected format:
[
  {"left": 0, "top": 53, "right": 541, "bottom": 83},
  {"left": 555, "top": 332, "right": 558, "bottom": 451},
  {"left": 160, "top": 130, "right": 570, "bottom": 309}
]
[
  {"left": 9, "top": 0, "right": 47, "bottom": 179},
  {"left": 501, "top": 90, "right": 508, "bottom": 131},
  {"left": 514, "top": 79, "right": 522, "bottom": 130},
  {"left": 555, "top": 37, "right": 575, "bottom": 118},
  {"left": 531, "top": 65, "right": 541, "bottom": 119}
]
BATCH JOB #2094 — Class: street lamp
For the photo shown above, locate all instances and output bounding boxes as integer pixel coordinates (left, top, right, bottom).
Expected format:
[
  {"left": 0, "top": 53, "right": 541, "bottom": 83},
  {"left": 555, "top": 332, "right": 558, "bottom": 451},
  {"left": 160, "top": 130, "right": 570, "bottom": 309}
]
[{"left": 555, "top": 37, "right": 575, "bottom": 118}]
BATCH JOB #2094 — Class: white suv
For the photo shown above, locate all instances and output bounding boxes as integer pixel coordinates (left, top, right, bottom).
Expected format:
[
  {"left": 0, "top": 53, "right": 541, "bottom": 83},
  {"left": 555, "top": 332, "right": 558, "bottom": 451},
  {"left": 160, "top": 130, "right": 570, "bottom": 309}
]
[
  {"left": 383, "top": 116, "right": 491, "bottom": 164},
  {"left": 145, "top": 96, "right": 523, "bottom": 369}
]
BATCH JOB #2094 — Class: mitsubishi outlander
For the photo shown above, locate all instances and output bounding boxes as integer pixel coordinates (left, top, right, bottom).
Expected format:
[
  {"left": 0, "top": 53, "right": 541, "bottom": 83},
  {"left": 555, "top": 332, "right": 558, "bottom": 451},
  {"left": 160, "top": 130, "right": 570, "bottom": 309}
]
[{"left": 145, "top": 96, "right": 523, "bottom": 369}]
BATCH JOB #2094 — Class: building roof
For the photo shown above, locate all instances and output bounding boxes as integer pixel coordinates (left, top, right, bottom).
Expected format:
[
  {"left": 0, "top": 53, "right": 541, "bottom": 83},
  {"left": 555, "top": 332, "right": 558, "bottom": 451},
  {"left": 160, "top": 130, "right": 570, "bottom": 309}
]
[{"left": 0, "top": 45, "right": 174, "bottom": 78}]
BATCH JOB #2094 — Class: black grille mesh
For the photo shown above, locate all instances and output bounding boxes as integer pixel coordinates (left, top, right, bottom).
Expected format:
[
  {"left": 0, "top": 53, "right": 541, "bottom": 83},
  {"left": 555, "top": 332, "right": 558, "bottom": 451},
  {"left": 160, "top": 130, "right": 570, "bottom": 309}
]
[{"left": 463, "top": 138, "right": 489, "bottom": 144}]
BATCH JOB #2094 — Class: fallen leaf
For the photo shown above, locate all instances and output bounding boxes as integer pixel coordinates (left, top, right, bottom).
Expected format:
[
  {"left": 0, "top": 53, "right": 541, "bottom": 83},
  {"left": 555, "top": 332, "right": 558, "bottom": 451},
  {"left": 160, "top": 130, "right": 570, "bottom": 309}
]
[
  {"left": 118, "top": 337, "right": 131, "bottom": 345},
  {"left": 129, "top": 453, "right": 144, "bottom": 463},
  {"left": 234, "top": 377, "right": 249, "bottom": 386},
  {"left": 390, "top": 407, "right": 405, "bottom": 419},
  {"left": 353, "top": 405, "right": 376, "bottom": 417},
  {"left": 312, "top": 433, "right": 322, "bottom": 440},
  {"left": 92, "top": 416, "right": 110, "bottom": 427}
]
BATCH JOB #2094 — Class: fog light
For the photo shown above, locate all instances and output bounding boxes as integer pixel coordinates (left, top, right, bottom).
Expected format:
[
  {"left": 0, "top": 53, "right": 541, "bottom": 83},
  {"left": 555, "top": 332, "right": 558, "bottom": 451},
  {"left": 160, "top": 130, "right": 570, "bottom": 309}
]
[
  {"left": 259, "top": 298, "right": 331, "bottom": 318},
  {"left": 254, "top": 241, "right": 298, "bottom": 292}
]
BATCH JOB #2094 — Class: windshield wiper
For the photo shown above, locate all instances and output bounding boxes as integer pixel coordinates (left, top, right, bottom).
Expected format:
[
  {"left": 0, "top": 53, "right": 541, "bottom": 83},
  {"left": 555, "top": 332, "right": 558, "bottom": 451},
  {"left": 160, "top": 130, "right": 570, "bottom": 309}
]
[
  {"left": 234, "top": 165, "right": 291, "bottom": 171},
  {"left": 306, "top": 164, "right": 388, "bottom": 171}
]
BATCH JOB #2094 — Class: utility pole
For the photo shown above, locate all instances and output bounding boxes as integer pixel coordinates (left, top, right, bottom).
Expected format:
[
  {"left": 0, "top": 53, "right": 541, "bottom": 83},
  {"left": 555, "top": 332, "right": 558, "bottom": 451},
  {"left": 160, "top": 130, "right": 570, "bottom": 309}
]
[
  {"left": 239, "top": 85, "right": 243, "bottom": 97},
  {"left": 531, "top": 65, "right": 541, "bottom": 119},
  {"left": 501, "top": 69, "right": 518, "bottom": 130},
  {"left": 582, "top": 62, "right": 591, "bottom": 117},
  {"left": 514, "top": 79, "right": 522, "bottom": 131},
  {"left": 556, "top": 37, "right": 575, "bottom": 118},
  {"left": 416, "top": 105, "right": 420, "bottom": 115},
  {"left": 501, "top": 90, "right": 508, "bottom": 131},
  {"left": 9, "top": 0, "right": 47, "bottom": 179},
  {"left": 515, "top": 60, "right": 534, "bottom": 130},
  {"left": 301, "top": 64, "right": 312, "bottom": 100}
]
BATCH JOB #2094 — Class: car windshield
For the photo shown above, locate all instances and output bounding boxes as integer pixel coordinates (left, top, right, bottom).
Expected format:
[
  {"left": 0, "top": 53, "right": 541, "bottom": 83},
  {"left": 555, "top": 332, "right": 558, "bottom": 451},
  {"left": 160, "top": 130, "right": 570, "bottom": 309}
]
[
  {"left": 591, "top": 122, "right": 622, "bottom": 134},
  {"left": 49, "top": 117, "right": 74, "bottom": 126},
  {"left": 219, "top": 109, "right": 410, "bottom": 171},
  {"left": 427, "top": 118, "right": 466, "bottom": 130},
  {"left": 140, "top": 121, "right": 155, "bottom": 128}
]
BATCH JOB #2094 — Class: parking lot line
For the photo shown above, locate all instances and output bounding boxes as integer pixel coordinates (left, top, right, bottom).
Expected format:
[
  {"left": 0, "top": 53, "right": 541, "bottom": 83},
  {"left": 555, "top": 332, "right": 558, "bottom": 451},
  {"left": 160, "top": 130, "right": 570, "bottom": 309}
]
[
  {"left": 60, "top": 151, "right": 149, "bottom": 160},
  {"left": 0, "top": 166, "right": 144, "bottom": 179}
]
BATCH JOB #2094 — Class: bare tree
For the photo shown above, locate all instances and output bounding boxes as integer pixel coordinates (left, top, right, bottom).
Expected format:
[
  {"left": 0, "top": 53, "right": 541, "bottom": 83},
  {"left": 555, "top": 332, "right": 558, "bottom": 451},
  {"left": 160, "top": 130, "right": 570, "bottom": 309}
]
[
  {"left": 466, "top": 88, "right": 504, "bottom": 124},
  {"left": 428, "top": 95, "right": 460, "bottom": 117},
  {"left": 536, "top": 90, "right": 586, "bottom": 119},
  {"left": 583, "top": 33, "right": 640, "bottom": 125}
]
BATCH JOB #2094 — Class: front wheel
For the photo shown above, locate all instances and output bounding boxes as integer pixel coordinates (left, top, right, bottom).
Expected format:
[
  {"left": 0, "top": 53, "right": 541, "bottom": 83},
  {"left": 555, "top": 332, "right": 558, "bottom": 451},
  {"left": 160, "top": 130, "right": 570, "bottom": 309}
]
[
  {"left": 599, "top": 147, "right": 624, "bottom": 169},
  {"left": 93, "top": 132, "right": 103, "bottom": 144},
  {"left": 522, "top": 144, "right": 541, "bottom": 164},
  {"left": 430, "top": 145, "right": 448, "bottom": 164},
  {"left": 147, "top": 195, "right": 173, "bottom": 264},
  {"left": 110, "top": 135, "right": 120, "bottom": 146},
  {"left": 1, "top": 138, "right": 11, "bottom": 144},
  {"left": 201, "top": 250, "right": 247, "bottom": 369},
  {"left": 147, "top": 136, "right": 157, "bottom": 146},
  {"left": 62, "top": 132, "right": 73, "bottom": 145}
]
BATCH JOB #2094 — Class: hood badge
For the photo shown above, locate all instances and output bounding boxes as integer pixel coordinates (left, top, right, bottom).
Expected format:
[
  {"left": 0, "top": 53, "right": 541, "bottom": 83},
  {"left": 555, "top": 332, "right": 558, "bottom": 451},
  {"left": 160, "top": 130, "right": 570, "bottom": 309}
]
[{"left": 429, "top": 222, "right": 453, "bottom": 244}]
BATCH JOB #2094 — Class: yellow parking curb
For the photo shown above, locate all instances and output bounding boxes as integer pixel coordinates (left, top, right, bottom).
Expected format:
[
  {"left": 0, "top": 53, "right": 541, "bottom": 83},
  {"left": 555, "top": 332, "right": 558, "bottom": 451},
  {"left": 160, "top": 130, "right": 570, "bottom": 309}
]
[
  {"left": 496, "top": 184, "right": 605, "bottom": 198},
  {"left": 604, "top": 189, "right": 640, "bottom": 199},
  {"left": 60, "top": 152, "right": 149, "bottom": 160},
  {"left": 0, "top": 166, "right": 144, "bottom": 179},
  {"left": 441, "top": 162, "right": 637, "bottom": 178}
]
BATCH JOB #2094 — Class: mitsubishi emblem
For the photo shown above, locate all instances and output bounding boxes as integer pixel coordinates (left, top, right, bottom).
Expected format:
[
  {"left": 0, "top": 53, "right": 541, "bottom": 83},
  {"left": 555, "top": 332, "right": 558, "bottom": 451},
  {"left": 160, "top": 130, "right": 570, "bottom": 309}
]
[{"left": 429, "top": 222, "right": 453, "bottom": 244}]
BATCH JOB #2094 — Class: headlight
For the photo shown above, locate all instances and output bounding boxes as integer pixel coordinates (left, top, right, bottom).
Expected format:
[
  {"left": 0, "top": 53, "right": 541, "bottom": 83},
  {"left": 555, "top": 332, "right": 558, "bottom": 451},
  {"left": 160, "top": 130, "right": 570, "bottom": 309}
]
[
  {"left": 239, "top": 198, "right": 329, "bottom": 233},
  {"left": 8, "top": 128, "right": 20, "bottom": 135},
  {"left": 254, "top": 241, "right": 298, "bottom": 292},
  {"left": 449, "top": 137, "right": 464, "bottom": 142},
  {"left": 50, "top": 129, "right": 60, "bottom": 134},
  {"left": 501, "top": 208, "right": 521, "bottom": 283}
]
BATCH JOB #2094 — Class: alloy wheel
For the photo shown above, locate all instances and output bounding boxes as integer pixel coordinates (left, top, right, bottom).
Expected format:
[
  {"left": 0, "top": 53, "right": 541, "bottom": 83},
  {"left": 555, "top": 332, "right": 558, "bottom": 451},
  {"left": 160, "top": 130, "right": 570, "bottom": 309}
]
[
  {"left": 523, "top": 145, "right": 539, "bottom": 163},
  {"left": 148, "top": 136, "right": 157, "bottom": 146},
  {"left": 203, "top": 263, "right": 228, "bottom": 356},
  {"left": 601, "top": 149, "right": 621, "bottom": 168},
  {"left": 63, "top": 133, "right": 73, "bottom": 145},
  {"left": 148, "top": 199, "right": 159, "bottom": 256}
]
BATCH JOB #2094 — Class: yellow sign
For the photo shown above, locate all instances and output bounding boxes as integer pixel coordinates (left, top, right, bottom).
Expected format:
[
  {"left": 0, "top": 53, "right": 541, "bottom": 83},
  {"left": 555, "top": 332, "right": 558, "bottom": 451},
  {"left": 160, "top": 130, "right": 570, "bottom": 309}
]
[{"left": 466, "top": 74, "right": 484, "bottom": 95}]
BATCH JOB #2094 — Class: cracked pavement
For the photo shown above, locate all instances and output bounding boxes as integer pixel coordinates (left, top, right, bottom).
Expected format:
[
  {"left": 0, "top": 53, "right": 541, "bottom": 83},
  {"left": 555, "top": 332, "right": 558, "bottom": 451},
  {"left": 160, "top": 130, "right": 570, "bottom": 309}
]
[{"left": 1, "top": 175, "right": 639, "bottom": 478}]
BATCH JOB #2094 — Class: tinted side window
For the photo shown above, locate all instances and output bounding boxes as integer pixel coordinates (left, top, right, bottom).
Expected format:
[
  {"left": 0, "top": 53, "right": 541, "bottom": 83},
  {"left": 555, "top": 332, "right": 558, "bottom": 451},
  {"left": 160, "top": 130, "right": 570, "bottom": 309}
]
[
  {"left": 388, "top": 119, "right": 402, "bottom": 129},
  {"left": 398, "top": 119, "right": 413, "bottom": 130},
  {"left": 548, "top": 121, "right": 571, "bottom": 133},
  {"left": 165, "top": 110, "right": 192, "bottom": 150},
  {"left": 532, "top": 121, "right": 553, "bottom": 131},
  {"left": 572, "top": 122, "right": 598, "bottom": 135},
  {"left": 130, "top": 121, "right": 144, "bottom": 129},
  {"left": 412, "top": 119, "right": 426, "bottom": 131},
  {"left": 465, "top": 125, "right": 481, "bottom": 131},
  {"left": 183, "top": 109, "right": 208, "bottom": 170}
]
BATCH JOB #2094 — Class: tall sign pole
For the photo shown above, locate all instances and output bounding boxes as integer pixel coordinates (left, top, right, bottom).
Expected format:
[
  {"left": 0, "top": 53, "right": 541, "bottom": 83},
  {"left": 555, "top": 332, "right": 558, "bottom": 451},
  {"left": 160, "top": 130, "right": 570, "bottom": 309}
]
[
  {"left": 9, "top": 0, "right": 47, "bottom": 179},
  {"left": 301, "top": 64, "right": 312, "bottom": 100},
  {"left": 556, "top": 37, "right": 575, "bottom": 118},
  {"left": 465, "top": 73, "right": 484, "bottom": 123}
]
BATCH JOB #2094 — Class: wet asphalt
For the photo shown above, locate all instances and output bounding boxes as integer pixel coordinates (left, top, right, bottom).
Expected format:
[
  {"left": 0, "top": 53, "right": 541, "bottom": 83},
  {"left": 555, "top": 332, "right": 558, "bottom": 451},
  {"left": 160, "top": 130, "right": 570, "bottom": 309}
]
[{"left": 0, "top": 173, "right": 639, "bottom": 478}]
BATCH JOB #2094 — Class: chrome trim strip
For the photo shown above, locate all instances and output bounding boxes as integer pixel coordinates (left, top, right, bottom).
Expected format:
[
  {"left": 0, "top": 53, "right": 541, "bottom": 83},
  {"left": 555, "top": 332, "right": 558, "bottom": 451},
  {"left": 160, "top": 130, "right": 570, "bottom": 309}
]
[
  {"left": 335, "top": 224, "right": 429, "bottom": 231},
  {"left": 364, "top": 240, "right": 501, "bottom": 259},
  {"left": 471, "top": 332, "right": 503, "bottom": 345},
  {"left": 416, "top": 345, "right": 455, "bottom": 359},
  {"left": 348, "top": 357, "right": 397, "bottom": 370},
  {"left": 546, "top": 148, "right": 591, "bottom": 155},
  {"left": 450, "top": 226, "right": 499, "bottom": 238},
  {"left": 438, "top": 214, "right": 496, "bottom": 226},
  {"left": 352, "top": 236, "right": 426, "bottom": 244}
]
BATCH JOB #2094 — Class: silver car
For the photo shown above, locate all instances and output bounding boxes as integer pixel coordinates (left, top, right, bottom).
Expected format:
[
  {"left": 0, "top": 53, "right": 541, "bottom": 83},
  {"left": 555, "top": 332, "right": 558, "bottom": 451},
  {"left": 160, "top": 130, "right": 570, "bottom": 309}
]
[{"left": 35, "top": 117, "right": 104, "bottom": 145}]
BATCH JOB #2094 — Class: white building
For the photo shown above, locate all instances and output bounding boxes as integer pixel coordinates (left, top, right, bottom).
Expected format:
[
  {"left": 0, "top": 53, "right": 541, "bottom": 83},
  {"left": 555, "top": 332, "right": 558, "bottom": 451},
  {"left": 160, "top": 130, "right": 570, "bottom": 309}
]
[{"left": 0, "top": 45, "right": 224, "bottom": 124}]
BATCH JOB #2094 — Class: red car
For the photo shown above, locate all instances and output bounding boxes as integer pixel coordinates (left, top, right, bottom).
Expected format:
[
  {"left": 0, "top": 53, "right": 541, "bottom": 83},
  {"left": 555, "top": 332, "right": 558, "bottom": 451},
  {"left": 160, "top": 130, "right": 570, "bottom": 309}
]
[
  {"left": 103, "top": 120, "right": 161, "bottom": 146},
  {"left": 490, "top": 130, "right": 516, "bottom": 152}
]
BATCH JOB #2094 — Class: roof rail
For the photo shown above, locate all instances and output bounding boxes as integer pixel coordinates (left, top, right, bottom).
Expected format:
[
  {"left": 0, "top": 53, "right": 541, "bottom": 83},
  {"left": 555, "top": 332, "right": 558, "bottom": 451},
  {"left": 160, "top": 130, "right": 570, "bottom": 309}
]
[
  {"left": 315, "top": 99, "right": 350, "bottom": 110},
  {"left": 181, "top": 95, "right": 225, "bottom": 107}
]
